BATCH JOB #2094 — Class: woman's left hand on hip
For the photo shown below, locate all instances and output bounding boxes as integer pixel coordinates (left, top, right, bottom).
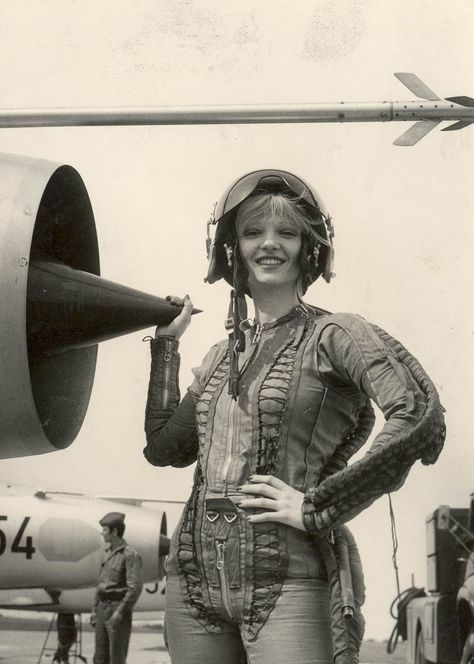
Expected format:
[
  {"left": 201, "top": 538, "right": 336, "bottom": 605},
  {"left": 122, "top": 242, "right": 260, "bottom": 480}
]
[{"left": 237, "top": 475, "right": 305, "bottom": 531}]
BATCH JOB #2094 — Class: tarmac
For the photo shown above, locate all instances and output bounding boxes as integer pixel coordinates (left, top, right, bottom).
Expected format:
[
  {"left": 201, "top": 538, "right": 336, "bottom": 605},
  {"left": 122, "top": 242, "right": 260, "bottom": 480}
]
[
  {"left": 0, "top": 626, "right": 170, "bottom": 664},
  {"left": 0, "top": 626, "right": 406, "bottom": 664}
]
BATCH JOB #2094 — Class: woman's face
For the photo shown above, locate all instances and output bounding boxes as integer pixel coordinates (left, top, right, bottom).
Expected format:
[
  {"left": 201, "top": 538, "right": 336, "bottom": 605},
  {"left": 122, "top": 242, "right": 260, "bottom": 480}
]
[{"left": 237, "top": 214, "right": 302, "bottom": 292}]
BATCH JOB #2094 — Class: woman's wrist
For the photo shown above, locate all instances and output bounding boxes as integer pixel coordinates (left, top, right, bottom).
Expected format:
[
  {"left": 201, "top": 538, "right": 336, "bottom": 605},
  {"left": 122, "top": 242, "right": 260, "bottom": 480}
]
[
  {"left": 155, "top": 332, "right": 178, "bottom": 339},
  {"left": 151, "top": 336, "right": 179, "bottom": 359},
  {"left": 146, "top": 336, "right": 181, "bottom": 415}
]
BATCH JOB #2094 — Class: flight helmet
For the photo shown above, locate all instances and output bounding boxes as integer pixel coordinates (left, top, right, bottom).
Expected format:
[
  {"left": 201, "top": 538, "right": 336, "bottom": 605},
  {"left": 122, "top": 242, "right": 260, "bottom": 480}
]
[{"left": 205, "top": 169, "right": 335, "bottom": 294}]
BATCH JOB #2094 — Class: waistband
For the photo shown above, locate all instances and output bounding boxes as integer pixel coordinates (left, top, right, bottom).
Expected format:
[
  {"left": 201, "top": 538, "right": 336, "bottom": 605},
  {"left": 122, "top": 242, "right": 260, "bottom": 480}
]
[{"left": 98, "top": 592, "right": 125, "bottom": 602}]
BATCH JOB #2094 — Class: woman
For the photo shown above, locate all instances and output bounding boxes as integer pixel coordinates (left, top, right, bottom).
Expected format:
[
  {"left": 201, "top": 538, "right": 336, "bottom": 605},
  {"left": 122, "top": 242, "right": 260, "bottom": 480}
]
[{"left": 144, "top": 170, "right": 445, "bottom": 664}]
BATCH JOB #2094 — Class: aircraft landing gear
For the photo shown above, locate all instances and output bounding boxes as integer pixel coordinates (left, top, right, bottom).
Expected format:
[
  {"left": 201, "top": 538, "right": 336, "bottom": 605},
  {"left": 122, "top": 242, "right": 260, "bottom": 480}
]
[{"left": 38, "top": 612, "right": 87, "bottom": 664}]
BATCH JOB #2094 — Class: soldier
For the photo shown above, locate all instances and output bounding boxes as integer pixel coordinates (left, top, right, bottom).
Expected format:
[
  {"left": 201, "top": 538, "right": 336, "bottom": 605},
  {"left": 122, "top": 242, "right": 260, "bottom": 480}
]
[{"left": 90, "top": 512, "right": 142, "bottom": 664}]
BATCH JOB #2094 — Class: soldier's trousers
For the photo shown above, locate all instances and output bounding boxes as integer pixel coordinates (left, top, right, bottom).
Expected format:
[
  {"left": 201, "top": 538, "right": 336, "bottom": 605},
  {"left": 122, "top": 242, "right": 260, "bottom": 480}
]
[{"left": 93, "top": 600, "right": 132, "bottom": 664}]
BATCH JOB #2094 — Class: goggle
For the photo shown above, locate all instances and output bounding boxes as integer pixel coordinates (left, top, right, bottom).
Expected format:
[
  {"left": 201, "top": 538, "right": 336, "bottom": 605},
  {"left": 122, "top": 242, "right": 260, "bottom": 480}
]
[
  {"left": 206, "top": 169, "right": 332, "bottom": 259},
  {"left": 214, "top": 169, "right": 329, "bottom": 222}
]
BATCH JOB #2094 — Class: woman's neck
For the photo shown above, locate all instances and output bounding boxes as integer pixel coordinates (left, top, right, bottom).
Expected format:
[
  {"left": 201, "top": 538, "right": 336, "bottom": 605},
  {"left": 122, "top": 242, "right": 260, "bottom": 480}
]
[{"left": 251, "top": 287, "right": 300, "bottom": 325}]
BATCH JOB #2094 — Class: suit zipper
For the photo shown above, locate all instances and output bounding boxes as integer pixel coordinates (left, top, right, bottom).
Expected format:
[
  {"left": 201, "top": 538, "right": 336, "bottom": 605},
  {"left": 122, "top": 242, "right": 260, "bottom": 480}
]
[
  {"left": 161, "top": 339, "right": 174, "bottom": 408},
  {"left": 215, "top": 539, "right": 234, "bottom": 620},
  {"left": 221, "top": 397, "right": 238, "bottom": 495},
  {"left": 221, "top": 335, "right": 260, "bottom": 494}
]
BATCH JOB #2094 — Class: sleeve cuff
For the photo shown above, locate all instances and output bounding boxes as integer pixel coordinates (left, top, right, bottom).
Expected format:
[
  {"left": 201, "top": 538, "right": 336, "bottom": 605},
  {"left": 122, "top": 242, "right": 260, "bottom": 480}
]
[{"left": 301, "top": 499, "right": 317, "bottom": 532}]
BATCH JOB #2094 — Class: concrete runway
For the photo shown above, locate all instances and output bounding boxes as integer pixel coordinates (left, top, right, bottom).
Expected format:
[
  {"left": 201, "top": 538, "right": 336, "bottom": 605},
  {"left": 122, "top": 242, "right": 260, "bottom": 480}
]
[
  {"left": 0, "top": 628, "right": 406, "bottom": 664},
  {"left": 0, "top": 628, "right": 171, "bottom": 664}
]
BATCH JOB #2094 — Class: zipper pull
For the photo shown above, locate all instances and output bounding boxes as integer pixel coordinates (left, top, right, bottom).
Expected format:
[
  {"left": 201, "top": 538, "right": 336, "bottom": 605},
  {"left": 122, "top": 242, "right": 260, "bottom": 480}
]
[
  {"left": 164, "top": 339, "right": 174, "bottom": 361},
  {"left": 216, "top": 540, "right": 226, "bottom": 570},
  {"left": 253, "top": 324, "right": 262, "bottom": 345}
]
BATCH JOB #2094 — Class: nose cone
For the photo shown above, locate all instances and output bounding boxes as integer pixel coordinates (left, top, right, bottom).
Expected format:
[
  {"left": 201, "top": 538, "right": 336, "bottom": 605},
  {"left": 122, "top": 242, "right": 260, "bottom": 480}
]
[{"left": 27, "top": 260, "right": 194, "bottom": 358}]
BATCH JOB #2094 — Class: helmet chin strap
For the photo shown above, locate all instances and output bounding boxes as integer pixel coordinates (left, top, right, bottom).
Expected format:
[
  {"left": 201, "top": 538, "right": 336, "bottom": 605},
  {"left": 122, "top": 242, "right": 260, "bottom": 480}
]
[
  {"left": 226, "top": 289, "right": 247, "bottom": 399},
  {"left": 226, "top": 244, "right": 248, "bottom": 399}
]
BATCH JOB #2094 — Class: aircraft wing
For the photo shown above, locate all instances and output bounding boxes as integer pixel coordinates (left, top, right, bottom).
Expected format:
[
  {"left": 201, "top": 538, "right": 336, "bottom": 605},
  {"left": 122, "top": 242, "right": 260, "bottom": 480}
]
[
  {"left": 0, "top": 588, "right": 58, "bottom": 609},
  {"left": 0, "top": 583, "right": 165, "bottom": 613},
  {"left": 96, "top": 495, "right": 185, "bottom": 506}
]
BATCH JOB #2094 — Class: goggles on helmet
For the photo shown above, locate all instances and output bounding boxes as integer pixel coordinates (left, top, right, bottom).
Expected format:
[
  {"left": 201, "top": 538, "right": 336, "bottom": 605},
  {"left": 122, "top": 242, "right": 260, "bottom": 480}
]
[{"left": 205, "top": 169, "right": 335, "bottom": 288}]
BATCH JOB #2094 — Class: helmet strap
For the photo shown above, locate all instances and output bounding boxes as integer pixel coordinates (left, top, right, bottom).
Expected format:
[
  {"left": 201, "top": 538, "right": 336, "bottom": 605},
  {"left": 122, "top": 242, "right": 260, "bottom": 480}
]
[
  {"left": 224, "top": 243, "right": 234, "bottom": 268},
  {"left": 226, "top": 244, "right": 248, "bottom": 399},
  {"left": 226, "top": 289, "right": 247, "bottom": 399}
]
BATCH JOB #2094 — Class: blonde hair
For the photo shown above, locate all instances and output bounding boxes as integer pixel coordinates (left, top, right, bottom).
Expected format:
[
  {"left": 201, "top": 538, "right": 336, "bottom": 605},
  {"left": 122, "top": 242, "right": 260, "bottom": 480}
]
[
  {"left": 235, "top": 193, "right": 329, "bottom": 246},
  {"left": 229, "top": 192, "right": 330, "bottom": 296}
]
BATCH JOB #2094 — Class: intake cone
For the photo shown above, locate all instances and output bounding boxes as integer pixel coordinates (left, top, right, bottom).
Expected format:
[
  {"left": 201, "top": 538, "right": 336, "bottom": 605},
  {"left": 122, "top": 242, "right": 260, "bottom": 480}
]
[{"left": 27, "top": 261, "right": 189, "bottom": 358}]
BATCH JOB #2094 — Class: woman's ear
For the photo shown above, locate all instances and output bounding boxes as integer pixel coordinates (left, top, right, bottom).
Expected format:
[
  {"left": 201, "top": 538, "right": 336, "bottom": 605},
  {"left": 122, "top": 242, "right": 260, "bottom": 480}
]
[{"left": 312, "top": 244, "right": 320, "bottom": 265}]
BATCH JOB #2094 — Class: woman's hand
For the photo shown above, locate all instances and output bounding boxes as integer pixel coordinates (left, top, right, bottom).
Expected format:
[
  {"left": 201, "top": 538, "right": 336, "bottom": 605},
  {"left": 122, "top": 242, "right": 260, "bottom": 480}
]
[
  {"left": 237, "top": 475, "right": 305, "bottom": 531},
  {"left": 155, "top": 295, "right": 193, "bottom": 339}
]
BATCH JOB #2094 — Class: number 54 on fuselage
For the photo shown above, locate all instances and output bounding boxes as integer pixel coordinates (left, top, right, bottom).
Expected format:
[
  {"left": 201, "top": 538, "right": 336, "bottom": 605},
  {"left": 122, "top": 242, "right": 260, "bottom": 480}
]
[{"left": 0, "top": 483, "right": 175, "bottom": 614}]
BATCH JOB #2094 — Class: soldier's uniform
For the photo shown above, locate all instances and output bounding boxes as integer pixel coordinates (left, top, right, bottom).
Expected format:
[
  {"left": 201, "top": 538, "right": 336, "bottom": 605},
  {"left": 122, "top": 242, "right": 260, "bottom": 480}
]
[{"left": 93, "top": 513, "right": 142, "bottom": 664}]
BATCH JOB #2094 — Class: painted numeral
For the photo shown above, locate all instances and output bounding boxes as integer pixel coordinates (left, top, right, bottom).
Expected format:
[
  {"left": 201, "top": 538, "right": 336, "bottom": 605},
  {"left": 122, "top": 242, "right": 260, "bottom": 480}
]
[
  {"left": 0, "top": 516, "right": 36, "bottom": 558},
  {"left": 0, "top": 516, "right": 6, "bottom": 555}
]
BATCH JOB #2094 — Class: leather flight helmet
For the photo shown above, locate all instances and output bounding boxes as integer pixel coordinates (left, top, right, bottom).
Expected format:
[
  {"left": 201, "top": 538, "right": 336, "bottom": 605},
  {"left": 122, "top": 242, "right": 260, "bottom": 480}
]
[{"left": 205, "top": 169, "right": 335, "bottom": 288}]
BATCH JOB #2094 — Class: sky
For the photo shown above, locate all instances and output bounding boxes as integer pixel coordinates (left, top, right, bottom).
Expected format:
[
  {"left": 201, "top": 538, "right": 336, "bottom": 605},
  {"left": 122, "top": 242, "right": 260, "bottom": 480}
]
[{"left": 0, "top": 0, "right": 473, "bottom": 641}]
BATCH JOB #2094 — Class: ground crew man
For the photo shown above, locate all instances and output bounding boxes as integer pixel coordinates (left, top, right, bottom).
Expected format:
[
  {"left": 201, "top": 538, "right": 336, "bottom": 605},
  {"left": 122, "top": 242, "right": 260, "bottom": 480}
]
[{"left": 90, "top": 512, "right": 142, "bottom": 664}]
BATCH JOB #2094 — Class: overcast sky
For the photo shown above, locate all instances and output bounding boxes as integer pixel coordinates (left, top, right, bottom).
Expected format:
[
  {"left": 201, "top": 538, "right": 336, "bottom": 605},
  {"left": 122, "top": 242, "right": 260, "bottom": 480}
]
[{"left": 0, "top": 0, "right": 473, "bottom": 640}]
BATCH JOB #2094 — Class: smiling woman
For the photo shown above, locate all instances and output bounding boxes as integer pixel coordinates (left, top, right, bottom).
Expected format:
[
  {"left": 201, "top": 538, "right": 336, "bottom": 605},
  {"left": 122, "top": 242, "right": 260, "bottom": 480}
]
[
  {"left": 141, "top": 169, "right": 445, "bottom": 664},
  {"left": 238, "top": 209, "right": 302, "bottom": 289},
  {"left": 235, "top": 193, "right": 330, "bottom": 298}
]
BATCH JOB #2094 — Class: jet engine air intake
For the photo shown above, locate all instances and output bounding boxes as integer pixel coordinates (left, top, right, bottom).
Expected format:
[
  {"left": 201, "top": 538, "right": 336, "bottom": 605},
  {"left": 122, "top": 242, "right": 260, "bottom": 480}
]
[{"left": 0, "top": 152, "right": 196, "bottom": 459}]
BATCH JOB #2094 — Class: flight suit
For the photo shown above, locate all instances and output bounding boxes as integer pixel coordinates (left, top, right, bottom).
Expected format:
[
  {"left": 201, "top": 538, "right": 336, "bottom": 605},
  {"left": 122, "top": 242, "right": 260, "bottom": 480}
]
[{"left": 144, "top": 305, "right": 435, "bottom": 663}]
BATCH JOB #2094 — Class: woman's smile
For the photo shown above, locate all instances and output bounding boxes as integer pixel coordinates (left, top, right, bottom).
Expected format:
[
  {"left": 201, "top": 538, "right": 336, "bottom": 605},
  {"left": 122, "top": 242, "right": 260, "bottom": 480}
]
[
  {"left": 237, "top": 214, "right": 302, "bottom": 290},
  {"left": 254, "top": 255, "right": 286, "bottom": 268}
]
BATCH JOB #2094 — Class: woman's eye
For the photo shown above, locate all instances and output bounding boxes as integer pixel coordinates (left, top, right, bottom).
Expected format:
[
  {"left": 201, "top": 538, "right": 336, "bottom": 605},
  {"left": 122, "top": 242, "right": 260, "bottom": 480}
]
[
  {"left": 280, "top": 230, "right": 298, "bottom": 237},
  {"left": 243, "top": 228, "right": 260, "bottom": 237}
]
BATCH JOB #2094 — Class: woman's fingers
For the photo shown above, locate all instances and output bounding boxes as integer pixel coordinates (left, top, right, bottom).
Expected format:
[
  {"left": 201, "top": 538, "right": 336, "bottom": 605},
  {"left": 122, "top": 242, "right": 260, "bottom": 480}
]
[
  {"left": 166, "top": 295, "right": 183, "bottom": 305},
  {"left": 238, "top": 474, "right": 287, "bottom": 498},
  {"left": 238, "top": 482, "right": 279, "bottom": 499},
  {"left": 155, "top": 294, "right": 193, "bottom": 339},
  {"left": 237, "top": 474, "right": 306, "bottom": 530},
  {"left": 237, "top": 497, "right": 277, "bottom": 510},
  {"left": 246, "top": 511, "right": 283, "bottom": 524},
  {"left": 249, "top": 474, "right": 287, "bottom": 490}
]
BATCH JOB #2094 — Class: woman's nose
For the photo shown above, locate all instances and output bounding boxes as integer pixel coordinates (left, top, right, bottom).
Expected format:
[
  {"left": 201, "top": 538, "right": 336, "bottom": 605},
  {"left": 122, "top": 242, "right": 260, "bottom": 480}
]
[{"left": 260, "top": 232, "right": 279, "bottom": 248}]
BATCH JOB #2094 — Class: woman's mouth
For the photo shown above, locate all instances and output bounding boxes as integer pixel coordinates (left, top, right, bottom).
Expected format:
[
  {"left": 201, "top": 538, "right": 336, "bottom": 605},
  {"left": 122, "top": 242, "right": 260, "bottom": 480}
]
[{"left": 255, "top": 256, "right": 285, "bottom": 267}]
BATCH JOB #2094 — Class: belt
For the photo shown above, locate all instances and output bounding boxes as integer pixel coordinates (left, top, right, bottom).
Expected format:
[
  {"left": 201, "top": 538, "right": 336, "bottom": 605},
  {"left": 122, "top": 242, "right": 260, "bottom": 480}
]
[{"left": 98, "top": 592, "right": 125, "bottom": 602}]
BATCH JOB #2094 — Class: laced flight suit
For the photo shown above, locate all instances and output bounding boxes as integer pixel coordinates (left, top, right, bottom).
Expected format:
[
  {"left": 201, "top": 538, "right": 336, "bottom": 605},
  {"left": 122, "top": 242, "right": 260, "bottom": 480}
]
[{"left": 144, "top": 306, "right": 442, "bottom": 664}]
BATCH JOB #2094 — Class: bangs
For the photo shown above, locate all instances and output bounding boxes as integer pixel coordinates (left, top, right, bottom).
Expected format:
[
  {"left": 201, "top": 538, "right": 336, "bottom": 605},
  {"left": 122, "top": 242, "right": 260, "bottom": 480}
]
[{"left": 235, "top": 193, "right": 329, "bottom": 245}]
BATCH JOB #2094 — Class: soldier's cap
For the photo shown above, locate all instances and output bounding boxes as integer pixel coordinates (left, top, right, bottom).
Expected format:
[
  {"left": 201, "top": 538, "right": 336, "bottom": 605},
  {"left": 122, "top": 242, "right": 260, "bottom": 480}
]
[{"left": 99, "top": 512, "right": 126, "bottom": 529}]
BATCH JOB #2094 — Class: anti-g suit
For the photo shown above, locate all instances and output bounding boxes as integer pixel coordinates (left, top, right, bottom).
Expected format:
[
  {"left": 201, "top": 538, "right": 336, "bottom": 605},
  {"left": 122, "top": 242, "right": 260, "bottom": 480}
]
[{"left": 143, "top": 303, "right": 445, "bottom": 663}]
